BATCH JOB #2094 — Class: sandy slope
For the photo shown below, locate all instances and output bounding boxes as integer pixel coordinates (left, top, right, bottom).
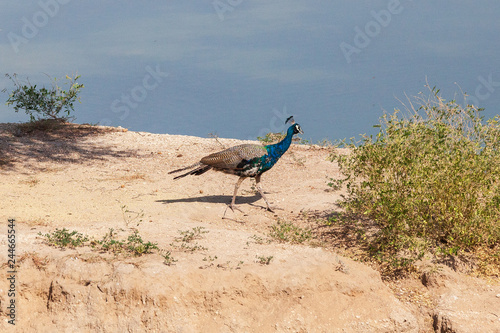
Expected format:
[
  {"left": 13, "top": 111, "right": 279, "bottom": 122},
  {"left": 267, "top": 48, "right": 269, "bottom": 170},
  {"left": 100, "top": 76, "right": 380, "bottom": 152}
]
[{"left": 0, "top": 123, "right": 498, "bottom": 332}]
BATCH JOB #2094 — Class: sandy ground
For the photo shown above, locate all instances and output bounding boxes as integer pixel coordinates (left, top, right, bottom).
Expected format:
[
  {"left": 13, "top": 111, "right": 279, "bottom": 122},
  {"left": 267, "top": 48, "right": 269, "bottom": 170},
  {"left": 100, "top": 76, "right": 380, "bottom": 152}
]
[{"left": 0, "top": 123, "right": 499, "bottom": 332}]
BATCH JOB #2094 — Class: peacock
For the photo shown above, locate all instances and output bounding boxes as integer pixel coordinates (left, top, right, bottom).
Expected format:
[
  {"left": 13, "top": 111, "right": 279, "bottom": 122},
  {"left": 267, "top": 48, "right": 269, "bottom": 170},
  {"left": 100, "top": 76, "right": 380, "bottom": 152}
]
[{"left": 169, "top": 116, "right": 303, "bottom": 213}]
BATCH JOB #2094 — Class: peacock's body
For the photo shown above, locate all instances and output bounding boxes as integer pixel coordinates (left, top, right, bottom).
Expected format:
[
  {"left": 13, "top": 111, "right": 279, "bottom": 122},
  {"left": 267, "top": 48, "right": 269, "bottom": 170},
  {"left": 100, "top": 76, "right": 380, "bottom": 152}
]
[{"left": 169, "top": 118, "right": 303, "bottom": 213}]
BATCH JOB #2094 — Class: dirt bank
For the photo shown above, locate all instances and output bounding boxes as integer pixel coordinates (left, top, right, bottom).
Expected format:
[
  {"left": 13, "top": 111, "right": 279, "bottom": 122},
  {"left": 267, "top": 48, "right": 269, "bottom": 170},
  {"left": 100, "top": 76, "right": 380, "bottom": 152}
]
[{"left": 0, "top": 123, "right": 498, "bottom": 332}]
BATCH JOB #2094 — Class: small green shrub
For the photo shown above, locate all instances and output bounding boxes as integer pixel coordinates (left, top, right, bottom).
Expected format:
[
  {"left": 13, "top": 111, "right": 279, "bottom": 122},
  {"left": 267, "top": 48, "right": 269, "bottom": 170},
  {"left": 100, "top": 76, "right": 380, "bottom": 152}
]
[
  {"left": 330, "top": 87, "right": 500, "bottom": 269},
  {"left": 256, "top": 255, "right": 273, "bottom": 265},
  {"left": 3, "top": 73, "right": 84, "bottom": 122},
  {"left": 39, "top": 228, "right": 89, "bottom": 248},
  {"left": 162, "top": 251, "right": 177, "bottom": 266},
  {"left": 95, "top": 229, "right": 125, "bottom": 253},
  {"left": 125, "top": 231, "right": 159, "bottom": 255},
  {"left": 95, "top": 228, "right": 158, "bottom": 256},
  {"left": 170, "top": 227, "right": 209, "bottom": 253},
  {"left": 176, "top": 227, "right": 209, "bottom": 243},
  {"left": 269, "top": 219, "right": 311, "bottom": 244}
]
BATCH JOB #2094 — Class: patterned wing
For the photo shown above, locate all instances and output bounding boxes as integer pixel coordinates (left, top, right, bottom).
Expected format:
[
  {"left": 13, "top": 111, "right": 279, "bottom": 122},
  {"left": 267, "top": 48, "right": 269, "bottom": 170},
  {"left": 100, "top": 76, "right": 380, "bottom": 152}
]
[{"left": 200, "top": 144, "right": 267, "bottom": 170}]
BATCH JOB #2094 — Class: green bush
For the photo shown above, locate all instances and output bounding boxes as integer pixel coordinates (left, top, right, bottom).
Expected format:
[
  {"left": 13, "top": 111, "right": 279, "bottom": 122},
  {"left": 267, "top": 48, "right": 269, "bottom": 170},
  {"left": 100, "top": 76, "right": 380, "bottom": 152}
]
[
  {"left": 331, "top": 87, "right": 500, "bottom": 265},
  {"left": 39, "top": 228, "right": 89, "bottom": 248},
  {"left": 125, "top": 231, "right": 159, "bottom": 256},
  {"left": 3, "top": 73, "right": 84, "bottom": 122},
  {"left": 96, "top": 228, "right": 158, "bottom": 256}
]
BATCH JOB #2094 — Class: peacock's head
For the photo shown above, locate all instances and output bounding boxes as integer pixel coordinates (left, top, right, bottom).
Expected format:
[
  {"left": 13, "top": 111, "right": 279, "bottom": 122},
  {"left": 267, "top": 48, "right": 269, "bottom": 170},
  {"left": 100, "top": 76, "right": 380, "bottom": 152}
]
[
  {"left": 285, "top": 116, "right": 303, "bottom": 135},
  {"left": 292, "top": 123, "right": 303, "bottom": 135}
]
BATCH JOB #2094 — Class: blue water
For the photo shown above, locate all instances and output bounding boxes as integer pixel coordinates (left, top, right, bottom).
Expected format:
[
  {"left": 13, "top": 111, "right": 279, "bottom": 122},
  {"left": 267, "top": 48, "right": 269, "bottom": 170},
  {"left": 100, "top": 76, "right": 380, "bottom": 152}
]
[{"left": 1, "top": 1, "right": 499, "bottom": 142}]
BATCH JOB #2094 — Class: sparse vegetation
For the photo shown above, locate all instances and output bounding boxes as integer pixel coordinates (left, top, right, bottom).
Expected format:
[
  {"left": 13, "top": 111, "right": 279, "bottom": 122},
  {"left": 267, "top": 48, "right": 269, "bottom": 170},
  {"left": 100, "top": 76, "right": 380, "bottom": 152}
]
[
  {"left": 3, "top": 73, "right": 84, "bottom": 123},
  {"left": 17, "top": 251, "right": 49, "bottom": 270},
  {"left": 199, "top": 257, "right": 244, "bottom": 270},
  {"left": 268, "top": 219, "right": 312, "bottom": 244},
  {"left": 20, "top": 176, "right": 40, "bottom": 187},
  {"left": 219, "top": 260, "right": 244, "bottom": 270},
  {"left": 329, "top": 86, "right": 500, "bottom": 275},
  {"left": 208, "top": 132, "right": 226, "bottom": 148},
  {"left": 38, "top": 227, "right": 159, "bottom": 257},
  {"left": 95, "top": 228, "right": 158, "bottom": 256},
  {"left": 120, "top": 203, "right": 145, "bottom": 227},
  {"left": 257, "top": 132, "right": 285, "bottom": 143},
  {"left": 176, "top": 226, "right": 209, "bottom": 243},
  {"left": 162, "top": 250, "right": 177, "bottom": 266},
  {"left": 94, "top": 228, "right": 124, "bottom": 253},
  {"left": 39, "top": 228, "right": 89, "bottom": 248},
  {"left": 256, "top": 255, "right": 273, "bottom": 265},
  {"left": 298, "top": 138, "right": 311, "bottom": 145},
  {"left": 257, "top": 131, "right": 330, "bottom": 147},
  {"left": 125, "top": 230, "right": 159, "bottom": 255},
  {"left": 171, "top": 227, "right": 209, "bottom": 253},
  {"left": 203, "top": 255, "right": 218, "bottom": 262},
  {"left": 175, "top": 242, "right": 208, "bottom": 253},
  {"left": 334, "top": 256, "right": 350, "bottom": 274},
  {"left": 247, "top": 234, "right": 268, "bottom": 245}
]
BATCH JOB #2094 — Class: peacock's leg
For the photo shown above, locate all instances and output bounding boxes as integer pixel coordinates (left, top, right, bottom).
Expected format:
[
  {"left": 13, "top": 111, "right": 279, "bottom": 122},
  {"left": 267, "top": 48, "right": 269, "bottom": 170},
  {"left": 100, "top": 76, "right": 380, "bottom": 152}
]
[
  {"left": 255, "top": 174, "right": 274, "bottom": 212},
  {"left": 229, "top": 176, "right": 246, "bottom": 213}
]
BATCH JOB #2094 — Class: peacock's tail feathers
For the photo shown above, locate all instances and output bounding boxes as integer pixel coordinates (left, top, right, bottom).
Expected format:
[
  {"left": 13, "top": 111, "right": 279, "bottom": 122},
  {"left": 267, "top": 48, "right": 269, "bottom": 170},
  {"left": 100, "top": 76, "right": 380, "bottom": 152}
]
[
  {"left": 168, "top": 162, "right": 202, "bottom": 175},
  {"left": 170, "top": 164, "right": 212, "bottom": 180},
  {"left": 169, "top": 162, "right": 213, "bottom": 179}
]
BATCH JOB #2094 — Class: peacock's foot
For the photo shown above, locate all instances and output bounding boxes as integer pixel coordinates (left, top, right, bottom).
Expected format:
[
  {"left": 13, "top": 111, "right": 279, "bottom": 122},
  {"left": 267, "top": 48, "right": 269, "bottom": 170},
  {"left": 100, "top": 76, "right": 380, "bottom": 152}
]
[
  {"left": 265, "top": 205, "right": 275, "bottom": 213},
  {"left": 222, "top": 203, "right": 247, "bottom": 220},
  {"left": 262, "top": 200, "right": 278, "bottom": 212},
  {"left": 264, "top": 203, "right": 284, "bottom": 212},
  {"left": 229, "top": 203, "right": 245, "bottom": 214}
]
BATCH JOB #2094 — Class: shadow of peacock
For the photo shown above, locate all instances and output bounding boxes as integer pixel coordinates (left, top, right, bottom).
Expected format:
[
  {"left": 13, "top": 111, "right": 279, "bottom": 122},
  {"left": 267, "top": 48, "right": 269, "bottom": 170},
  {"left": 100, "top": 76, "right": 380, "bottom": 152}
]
[{"left": 169, "top": 117, "right": 303, "bottom": 213}]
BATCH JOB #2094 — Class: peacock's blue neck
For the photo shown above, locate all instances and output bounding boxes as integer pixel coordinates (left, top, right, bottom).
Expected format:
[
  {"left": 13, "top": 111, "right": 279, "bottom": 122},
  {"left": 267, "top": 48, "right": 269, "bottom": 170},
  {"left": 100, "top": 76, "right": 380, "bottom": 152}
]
[{"left": 264, "top": 125, "right": 295, "bottom": 162}]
